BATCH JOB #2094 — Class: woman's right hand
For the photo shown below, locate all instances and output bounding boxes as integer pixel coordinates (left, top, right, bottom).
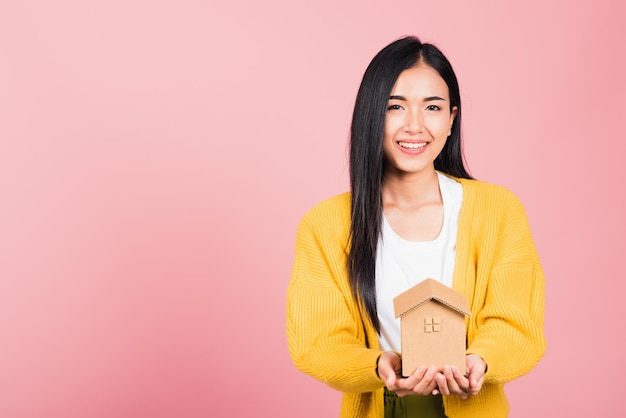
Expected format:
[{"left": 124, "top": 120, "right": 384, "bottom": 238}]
[{"left": 377, "top": 351, "right": 439, "bottom": 397}]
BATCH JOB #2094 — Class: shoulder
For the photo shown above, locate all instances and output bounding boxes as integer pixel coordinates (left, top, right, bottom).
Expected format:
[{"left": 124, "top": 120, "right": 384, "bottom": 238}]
[
  {"left": 440, "top": 175, "right": 530, "bottom": 230},
  {"left": 302, "top": 192, "right": 351, "bottom": 220},
  {"left": 296, "top": 192, "right": 351, "bottom": 241},
  {"left": 453, "top": 177, "right": 526, "bottom": 214},
  {"left": 449, "top": 178, "right": 536, "bottom": 247}
]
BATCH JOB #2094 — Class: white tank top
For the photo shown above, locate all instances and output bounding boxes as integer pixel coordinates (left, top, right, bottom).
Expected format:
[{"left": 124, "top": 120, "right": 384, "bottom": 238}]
[{"left": 376, "top": 172, "right": 463, "bottom": 352}]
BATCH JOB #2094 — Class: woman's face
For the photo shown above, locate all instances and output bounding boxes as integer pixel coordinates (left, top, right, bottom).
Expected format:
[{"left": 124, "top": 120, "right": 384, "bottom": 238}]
[{"left": 383, "top": 62, "right": 457, "bottom": 178}]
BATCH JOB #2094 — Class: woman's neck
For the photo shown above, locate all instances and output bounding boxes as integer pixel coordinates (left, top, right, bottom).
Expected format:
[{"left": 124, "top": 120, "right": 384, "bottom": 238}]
[
  {"left": 382, "top": 169, "right": 444, "bottom": 241},
  {"left": 382, "top": 169, "right": 442, "bottom": 209}
]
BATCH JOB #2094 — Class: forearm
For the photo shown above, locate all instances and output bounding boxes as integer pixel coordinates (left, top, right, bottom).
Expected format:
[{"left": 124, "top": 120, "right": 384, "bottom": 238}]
[
  {"left": 290, "top": 339, "right": 384, "bottom": 392},
  {"left": 468, "top": 267, "right": 546, "bottom": 383},
  {"left": 287, "top": 281, "right": 385, "bottom": 392}
]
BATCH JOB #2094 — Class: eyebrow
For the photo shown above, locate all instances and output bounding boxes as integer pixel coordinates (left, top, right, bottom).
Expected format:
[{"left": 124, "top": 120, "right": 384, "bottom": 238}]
[{"left": 388, "top": 95, "right": 447, "bottom": 102}]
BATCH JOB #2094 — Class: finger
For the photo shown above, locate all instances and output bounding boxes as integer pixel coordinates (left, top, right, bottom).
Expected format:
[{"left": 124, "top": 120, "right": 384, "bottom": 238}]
[
  {"left": 451, "top": 366, "right": 470, "bottom": 392},
  {"left": 411, "top": 366, "right": 438, "bottom": 395},
  {"left": 396, "top": 380, "right": 435, "bottom": 398},
  {"left": 469, "top": 367, "right": 485, "bottom": 389},
  {"left": 394, "top": 366, "right": 426, "bottom": 391},
  {"left": 378, "top": 367, "right": 394, "bottom": 388},
  {"left": 466, "top": 366, "right": 485, "bottom": 394},
  {"left": 443, "top": 366, "right": 469, "bottom": 399},
  {"left": 467, "top": 375, "right": 485, "bottom": 396},
  {"left": 463, "top": 362, "right": 484, "bottom": 396},
  {"left": 385, "top": 372, "right": 397, "bottom": 390},
  {"left": 397, "top": 366, "right": 436, "bottom": 395},
  {"left": 435, "top": 372, "right": 450, "bottom": 396},
  {"left": 443, "top": 366, "right": 461, "bottom": 393},
  {"left": 466, "top": 354, "right": 487, "bottom": 388}
]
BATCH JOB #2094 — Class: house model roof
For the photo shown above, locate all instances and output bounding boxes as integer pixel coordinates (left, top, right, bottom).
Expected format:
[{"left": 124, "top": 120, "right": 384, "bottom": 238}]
[{"left": 394, "top": 278, "right": 471, "bottom": 319}]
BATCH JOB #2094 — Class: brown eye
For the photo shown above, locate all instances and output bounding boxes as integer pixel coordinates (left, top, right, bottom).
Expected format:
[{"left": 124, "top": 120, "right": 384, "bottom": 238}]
[{"left": 387, "top": 104, "right": 403, "bottom": 111}]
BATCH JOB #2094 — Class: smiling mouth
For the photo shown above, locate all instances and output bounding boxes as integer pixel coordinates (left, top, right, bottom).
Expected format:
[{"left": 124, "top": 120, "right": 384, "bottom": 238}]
[{"left": 398, "top": 141, "right": 427, "bottom": 150}]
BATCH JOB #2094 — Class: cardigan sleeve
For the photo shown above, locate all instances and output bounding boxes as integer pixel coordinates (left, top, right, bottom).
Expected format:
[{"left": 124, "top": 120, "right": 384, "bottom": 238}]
[
  {"left": 466, "top": 190, "right": 546, "bottom": 384},
  {"left": 286, "top": 209, "right": 384, "bottom": 393}
]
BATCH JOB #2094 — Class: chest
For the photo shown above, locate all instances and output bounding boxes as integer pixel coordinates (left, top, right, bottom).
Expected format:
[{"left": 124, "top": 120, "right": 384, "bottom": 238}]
[{"left": 383, "top": 203, "right": 444, "bottom": 242}]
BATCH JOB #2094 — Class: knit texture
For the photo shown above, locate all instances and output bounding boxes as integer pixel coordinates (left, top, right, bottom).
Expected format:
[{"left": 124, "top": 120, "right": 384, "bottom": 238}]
[{"left": 286, "top": 177, "right": 546, "bottom": 418}]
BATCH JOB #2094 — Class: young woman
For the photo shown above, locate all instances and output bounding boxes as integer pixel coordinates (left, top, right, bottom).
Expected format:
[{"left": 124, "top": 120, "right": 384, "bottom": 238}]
[{"left": 286, "top": 36, "right": 545, "bottom": 418}]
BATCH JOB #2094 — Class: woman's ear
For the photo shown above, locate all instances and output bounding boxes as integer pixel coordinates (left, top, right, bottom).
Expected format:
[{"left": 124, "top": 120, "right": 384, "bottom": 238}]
[{"left": 449, "top": 106, "right": 458, "bottom": 135}]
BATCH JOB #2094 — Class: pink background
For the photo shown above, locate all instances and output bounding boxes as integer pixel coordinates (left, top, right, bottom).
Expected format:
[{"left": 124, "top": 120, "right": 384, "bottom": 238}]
[{"left": 1, "top": 1, "right": 624, "bottom": 416}]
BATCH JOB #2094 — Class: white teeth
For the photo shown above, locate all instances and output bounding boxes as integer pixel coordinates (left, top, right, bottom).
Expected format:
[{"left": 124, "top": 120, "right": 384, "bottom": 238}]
[{"left": 398, "top": 142, "right": 427, "bottom": 149}]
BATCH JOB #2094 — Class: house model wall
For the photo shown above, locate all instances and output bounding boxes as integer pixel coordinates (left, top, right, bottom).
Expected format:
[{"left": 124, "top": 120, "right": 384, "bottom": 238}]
[{"left": 393, "top": 278, "right": 471, "bottom": 377}]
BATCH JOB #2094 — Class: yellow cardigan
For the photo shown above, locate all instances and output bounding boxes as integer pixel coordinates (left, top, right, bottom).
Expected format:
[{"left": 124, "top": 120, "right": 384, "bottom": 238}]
[{"left": 286, "top": 178, "right": 546, "bottom": 418}]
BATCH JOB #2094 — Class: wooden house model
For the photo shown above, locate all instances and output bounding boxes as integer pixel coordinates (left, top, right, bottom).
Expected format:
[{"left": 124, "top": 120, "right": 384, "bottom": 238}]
[{"left": 393, "top": 278, "right": 471, "bottom": 377}]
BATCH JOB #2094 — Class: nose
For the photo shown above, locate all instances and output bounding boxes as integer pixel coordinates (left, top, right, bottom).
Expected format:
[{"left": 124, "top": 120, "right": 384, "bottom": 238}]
[{"left": 405, "top": 109, "right": 424, "bottom": 134}]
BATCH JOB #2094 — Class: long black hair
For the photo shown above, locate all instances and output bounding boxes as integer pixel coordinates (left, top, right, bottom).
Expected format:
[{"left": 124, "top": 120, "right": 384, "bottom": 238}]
[{"left": 348, "top": 36, "right": 472, "bottom": 332}]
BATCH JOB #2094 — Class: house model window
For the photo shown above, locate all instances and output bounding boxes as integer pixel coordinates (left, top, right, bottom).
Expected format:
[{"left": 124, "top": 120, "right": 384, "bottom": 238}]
[{"left": 424, "top": 317, "right": 441, "bottom": 333}]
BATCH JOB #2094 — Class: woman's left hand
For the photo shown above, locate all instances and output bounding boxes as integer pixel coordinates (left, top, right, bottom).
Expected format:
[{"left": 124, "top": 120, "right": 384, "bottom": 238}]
[{"left": 432, "top": 354, "right": 486, "bottom": 399}]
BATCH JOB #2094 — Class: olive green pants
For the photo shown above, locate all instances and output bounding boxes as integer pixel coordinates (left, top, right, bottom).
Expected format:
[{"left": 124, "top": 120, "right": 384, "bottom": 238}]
[{"left": 384, "top": 388, "right": 447, "bottom": 418}]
